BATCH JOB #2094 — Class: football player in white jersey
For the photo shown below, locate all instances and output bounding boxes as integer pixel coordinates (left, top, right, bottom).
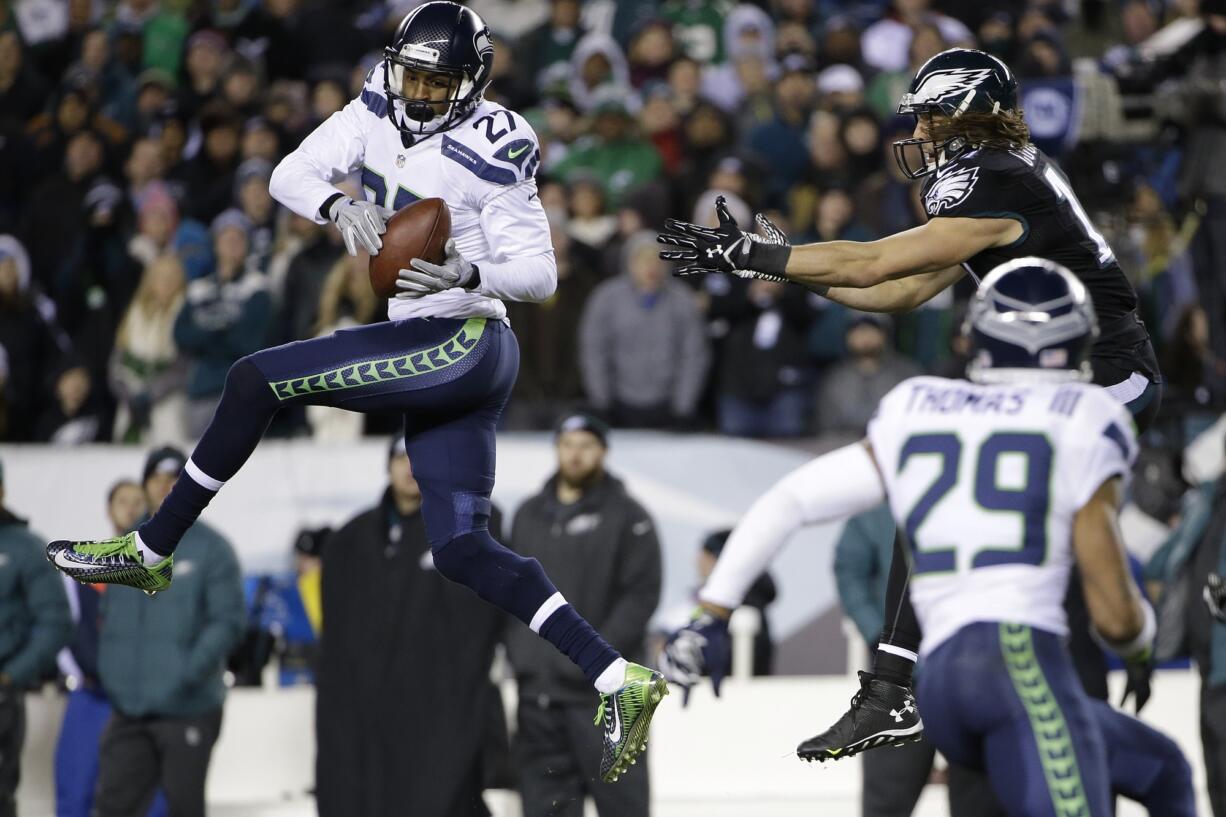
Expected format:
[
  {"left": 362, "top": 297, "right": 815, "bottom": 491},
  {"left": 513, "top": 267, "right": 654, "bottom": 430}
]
[
  {"left": 660, "top": 259, "right": 1195, "bottom": 816},
  {"left": 46, "top": 1, "right": 664, "bottom": 783}
]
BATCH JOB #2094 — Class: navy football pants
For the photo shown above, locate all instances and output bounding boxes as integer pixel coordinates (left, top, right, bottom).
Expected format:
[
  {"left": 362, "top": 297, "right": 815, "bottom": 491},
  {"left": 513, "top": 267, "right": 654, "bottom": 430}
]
[{"left": 918, "top": 622, "right": 1194, "bottom": 817}]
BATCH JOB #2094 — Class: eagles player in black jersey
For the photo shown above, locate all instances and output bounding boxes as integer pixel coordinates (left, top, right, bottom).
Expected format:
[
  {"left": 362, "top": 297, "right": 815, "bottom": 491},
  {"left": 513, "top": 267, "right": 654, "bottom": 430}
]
[{"left": 658, "top": 48, "right": 1162, "bottom": 764}]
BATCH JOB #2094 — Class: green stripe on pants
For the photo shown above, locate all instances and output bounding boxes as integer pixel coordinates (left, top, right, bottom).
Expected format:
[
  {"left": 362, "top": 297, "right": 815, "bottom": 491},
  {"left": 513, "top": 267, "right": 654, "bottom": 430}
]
[
  {"left": 266, "top": 318, "right": 487, "bottom": 401},
  {"left": 999, "top": 622, "right": 1090, "bottom": 816}
]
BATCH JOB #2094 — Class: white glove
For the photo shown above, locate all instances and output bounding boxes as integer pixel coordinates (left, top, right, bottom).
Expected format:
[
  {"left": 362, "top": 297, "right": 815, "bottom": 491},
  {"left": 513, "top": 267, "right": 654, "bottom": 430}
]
[
  {"left": 395, "top": 239, "right": 477, "bottom": 299},
  {"left": 328, "top": 197, "right": 393, "bottom": 257}
]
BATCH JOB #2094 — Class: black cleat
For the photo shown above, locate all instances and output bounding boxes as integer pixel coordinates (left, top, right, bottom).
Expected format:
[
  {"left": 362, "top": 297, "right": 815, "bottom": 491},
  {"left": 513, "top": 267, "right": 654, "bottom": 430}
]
[{"left": 797, "top": 671, "right": 922, "bottom": 763}]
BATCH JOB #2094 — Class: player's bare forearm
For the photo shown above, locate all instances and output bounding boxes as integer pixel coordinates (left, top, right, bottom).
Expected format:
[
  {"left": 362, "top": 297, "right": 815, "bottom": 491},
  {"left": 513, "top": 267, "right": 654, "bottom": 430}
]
[
  {"left": 1073, "top": 477, "right": 1145, "bottom": 644},
  {"left": 783, "top": 218, "right": 1020, "bottom": 290},
  {"left": 821, "top": 266, "right": 966, "bottom": 313}
]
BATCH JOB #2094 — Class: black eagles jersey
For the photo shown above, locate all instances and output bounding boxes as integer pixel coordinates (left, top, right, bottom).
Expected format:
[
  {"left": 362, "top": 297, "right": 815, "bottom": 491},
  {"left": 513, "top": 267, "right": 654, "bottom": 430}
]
[{"left": 921, "top": 144, "right": 1146, "bottom": 361}]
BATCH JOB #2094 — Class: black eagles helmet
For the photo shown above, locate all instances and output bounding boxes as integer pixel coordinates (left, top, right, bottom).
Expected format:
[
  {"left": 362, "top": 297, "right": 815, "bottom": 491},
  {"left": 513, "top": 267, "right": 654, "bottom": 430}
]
[
  {"left": 965, "top": 257, "right": 1098, "bottom": 385},
  {"left": 892, "top": 48, "right": 1019, "bottom": 179},
  {"left": 383, "top": 2, "right": 495, "bottom": 139}
]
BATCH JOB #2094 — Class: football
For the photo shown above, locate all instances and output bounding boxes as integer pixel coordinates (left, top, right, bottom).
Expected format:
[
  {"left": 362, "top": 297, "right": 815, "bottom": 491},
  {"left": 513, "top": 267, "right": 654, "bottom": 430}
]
[{"left": 368, "top": 197, "right": 452, "bottom": 299}]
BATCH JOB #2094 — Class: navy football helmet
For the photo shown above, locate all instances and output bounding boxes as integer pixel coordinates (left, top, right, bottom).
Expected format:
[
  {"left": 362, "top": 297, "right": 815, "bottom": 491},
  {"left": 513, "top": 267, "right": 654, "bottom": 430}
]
[
  {"left": 383, "top": 2, "right": 494, "bottom": 138},
  {"left": 965, "top": 257, "right": 1098, "bottom": 384},
  {"left": 892, "top": 48, "right": 1018, "bottom": 179}
]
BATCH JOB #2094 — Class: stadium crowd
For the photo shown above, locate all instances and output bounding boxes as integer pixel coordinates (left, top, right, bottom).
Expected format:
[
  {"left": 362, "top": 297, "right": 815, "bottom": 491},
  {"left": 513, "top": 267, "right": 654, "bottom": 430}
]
[{"left": 1, "top": 0, "right": 1223, "bottom": 452}]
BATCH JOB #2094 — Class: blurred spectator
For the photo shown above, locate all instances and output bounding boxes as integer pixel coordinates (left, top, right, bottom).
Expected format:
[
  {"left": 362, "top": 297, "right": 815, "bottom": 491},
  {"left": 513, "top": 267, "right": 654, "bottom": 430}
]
[
  {"left": 674, "top": 101, "right": 736, "bottom": 213},
  {"left": 699, "top": 529, "right": 774, "bottom": 675},
  {"left": 109, "top": 255, "right": 188, "bottom": 446},
  {"left": 506, "top": 213, "right": 604, "bottom": 428},
  {"left": 0, "top": 30, "right": 50, "bottom": 130},
  {"left": 54, "top": 479, "right": 167, "bottom": 817},
  {"left": 93, "top": 446, "right": 244, "bottom": 817},
  {"left": 506, "top": 414, "right": 661, "bottom": 817},
  {"left": 712, "top": 279, "right": 817, "bottom": 437},
  {"left": 860, "top": 0, "right": 972, "bottom": 73},
  {"left": 816, "top": 63, "right": 865, "bottom": 112},
  {"left": 0, "top": 235, "right": 65, "bottom": 441},
  {"left": 580, "top": 231, "right": 710, "bottom": 428},
  {"left": 1103, "top": 0, "right": 1160, "bottom": 71},
  {"left": 218, "top": 56, "right": 262, "bottom": 120},
  {"left": 662, "top": 0, "right": 731, "bottom": 63},
  {"left": 275, "top": 215, "right": 343, "bottom": 343},
  {"left": 700, "top": 4, "right": 777, "bottom": 112},
  {"left": 553, "top": 86, "right": 662, "bottom": 208},
  {"left": 519, "top": 0, "right": 586, "bottom": 90},
  {"left": 316, "top": 437, "right": 508, "bottom": 817},
  {"left": 0, "top": 455, "right": 73, "bottom": 817},
  {"left": 816, "top": 314, "right": 921, "bottom": 437},
  {"left": 1174, "top": 10, "right": 1226, "bottom": 363},
  {"left": 1163, "top": 305, "right": 1226, "bottom": 438},
  {"left": 179, "top": 30, "right": 228, "bottom": 120},
  {"left": 866, "top": 22, "right": 946, "bottom": 119},
  {"left": 1015, "top": 29, "right": 1071, "bottom": 78},
  {"left": 1146, "top": 434, "right": 1226, "bottom": 816},
  {"left": 745, "top": 54, "right": 815, "bottom": 205},
  {"left": 855, "top": 124, "right": 927, "bottom": 238},
  {"left": 567, "top": 33, "right": 630, "bottom": 112},
  {"left": 233, "top": 158, "right": 277, "bottom": 271},
  {"left": 666, "top": 55, "right": 703, "bottom": 115},
  {"left": 124, "top": 138, "right": 167, "bottom": 205},
  {"left": 627, "top": 20, "right": 677, "bottom": 88},
  {"left": 35, "top": 359, "right": 105, "bottom": 444},
  {"left": 566, "top": 175, "right": 619, "bottom": 252},
  {"left": 174, "top": 210, "right": 272, "bottom": 438},
  {"left": 176, "top": 104, "right": 242, "bottom": 223},
  {"left": 23, "top": 128, "right": 106, "bottom": 302},
  {"left": 638, "top": 83, "right": 685, "bottom": 173},
  {"left": 239, "top": 116, "right": 282, "bottom": 163}
]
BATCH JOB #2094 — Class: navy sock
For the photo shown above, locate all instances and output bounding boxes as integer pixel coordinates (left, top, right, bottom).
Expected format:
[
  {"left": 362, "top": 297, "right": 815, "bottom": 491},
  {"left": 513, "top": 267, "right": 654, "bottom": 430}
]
[
  {"left": 431, "top": 531, "right": 621, "bottom": 684},
  {"left": 138, "top": 476, "right": 215, "bottom": 556},
  {"left": 539, "top": 604, "right": 621, "bottom": 687},
  {"left": 139, "top": 357, "right": 279, "bottom": 555}
]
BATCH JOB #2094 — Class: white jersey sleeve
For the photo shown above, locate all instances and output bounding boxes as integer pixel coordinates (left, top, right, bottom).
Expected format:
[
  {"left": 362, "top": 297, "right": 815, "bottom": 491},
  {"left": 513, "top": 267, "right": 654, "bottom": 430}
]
[
  {"left": 439, "top": 105, "right": 556, "bottom": 304},
  {"left": 1056, "top": 386, "right": 1138, "bottom": 510},
  {"left": 269, "top": 93, "right": 380, "bottom": 224}
]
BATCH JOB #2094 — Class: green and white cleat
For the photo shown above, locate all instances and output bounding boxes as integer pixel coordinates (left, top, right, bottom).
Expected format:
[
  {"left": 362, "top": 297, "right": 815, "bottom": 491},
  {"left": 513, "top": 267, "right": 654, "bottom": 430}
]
[
  {"left": 595, "top": 662, "right": 668, "bottom": 783},
  {"left": 47, "top": 533, "right": 173, "bottom": 596}
]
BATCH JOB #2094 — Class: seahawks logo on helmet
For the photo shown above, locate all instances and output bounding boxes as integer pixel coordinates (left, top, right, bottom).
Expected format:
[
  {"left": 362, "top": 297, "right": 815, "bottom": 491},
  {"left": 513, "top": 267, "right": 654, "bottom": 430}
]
[{"left": 924, "top": 165, "right": 979, "bottom": 214}]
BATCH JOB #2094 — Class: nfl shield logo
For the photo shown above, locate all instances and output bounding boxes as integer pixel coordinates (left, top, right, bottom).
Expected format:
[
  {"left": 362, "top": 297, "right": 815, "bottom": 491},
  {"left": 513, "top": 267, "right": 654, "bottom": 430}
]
[{"left": 396, "top": 155, "right": 405, "bottom": 168}]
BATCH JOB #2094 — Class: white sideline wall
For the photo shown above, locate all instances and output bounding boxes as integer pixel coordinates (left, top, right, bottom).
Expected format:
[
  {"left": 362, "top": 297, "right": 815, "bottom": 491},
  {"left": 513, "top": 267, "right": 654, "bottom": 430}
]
[{"left": 17, "top": 670, "right": 1212, "bottom": 816}]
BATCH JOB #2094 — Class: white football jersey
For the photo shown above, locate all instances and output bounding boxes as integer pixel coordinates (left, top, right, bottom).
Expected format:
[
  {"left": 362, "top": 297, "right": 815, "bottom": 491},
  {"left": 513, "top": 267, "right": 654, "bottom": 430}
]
[
  {"left": 270, "top": 64, "right": 554, "bottom": 322},
  {"left": 866, "top": 375, "right": 1138, "bottom": 656}
]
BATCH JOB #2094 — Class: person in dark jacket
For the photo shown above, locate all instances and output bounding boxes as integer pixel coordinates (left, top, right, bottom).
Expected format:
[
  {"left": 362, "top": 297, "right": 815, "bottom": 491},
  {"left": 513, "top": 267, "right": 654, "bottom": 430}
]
[
  {"left": 506, "top": 413, "right": 662, "bottom": 817},
  {"left": 316, "top": 436, "right": 508, "bottom": 817},
  {"left": 91, "top": 447, "right": 244, "bottom": 817},
  {"left": 0, "top": 456, "right": 73, "bottom": 817}
]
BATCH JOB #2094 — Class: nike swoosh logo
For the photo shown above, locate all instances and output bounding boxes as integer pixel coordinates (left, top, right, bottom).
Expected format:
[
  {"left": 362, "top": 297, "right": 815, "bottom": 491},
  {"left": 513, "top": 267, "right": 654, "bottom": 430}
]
[
  {"left": 52, "top": 550, "right": 86, "bottom": 570},
  {"left": 608, "top": 700, "right": 623, "bottom": 745},
  {"left": 508, "top": 144, "right": 530, "bottom": 159}
]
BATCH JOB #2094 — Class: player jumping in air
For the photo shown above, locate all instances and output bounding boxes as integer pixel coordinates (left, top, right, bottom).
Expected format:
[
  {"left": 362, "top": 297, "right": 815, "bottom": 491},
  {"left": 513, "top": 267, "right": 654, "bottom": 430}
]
[
  {"left": 660, "top": 260, "right": 1195, "bottom": 816},
  {"left": 658, "top": 47, "right": 1162, "bottom": 761},
  {"left": 46, "top": 1, "right": 664, "bottom": 782}
]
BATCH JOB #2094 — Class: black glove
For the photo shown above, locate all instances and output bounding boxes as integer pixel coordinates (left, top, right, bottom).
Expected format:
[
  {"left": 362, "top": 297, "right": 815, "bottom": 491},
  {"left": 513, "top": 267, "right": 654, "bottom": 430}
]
[
  {"left": 658, "top": 609, "right": 731, "bottom": 706},
  {"left": 657, "top": 196, "right": 792, "bottom": 281},
  {"left": 1205, "top": 573, "right": 1226, "bottom": 623},
  {"left": 1120, "top": 656, "right": 1153, "bottom": 713}
]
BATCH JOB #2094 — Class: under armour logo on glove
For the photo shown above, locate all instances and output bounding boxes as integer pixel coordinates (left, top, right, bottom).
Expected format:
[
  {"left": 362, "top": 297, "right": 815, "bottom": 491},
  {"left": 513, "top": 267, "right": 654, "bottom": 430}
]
[
  {"left": 657, "top": 195, "right": 792, "bottom": 282},
  {"left": 1206, "top": 573, "right": 1226, "bottom": 623}
]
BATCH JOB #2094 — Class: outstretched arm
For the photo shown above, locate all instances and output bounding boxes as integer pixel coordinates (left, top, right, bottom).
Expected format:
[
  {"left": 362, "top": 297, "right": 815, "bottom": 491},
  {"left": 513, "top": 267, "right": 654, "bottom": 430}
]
[
  {"left": 783, "top": 217, "right": 1020, "bottom": 290},
  {"left": 821, "top": 266, "right": 967, "bottom": 313},
  {"left": 700, "top": 441, "right": 887, "bottom": 612}
]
